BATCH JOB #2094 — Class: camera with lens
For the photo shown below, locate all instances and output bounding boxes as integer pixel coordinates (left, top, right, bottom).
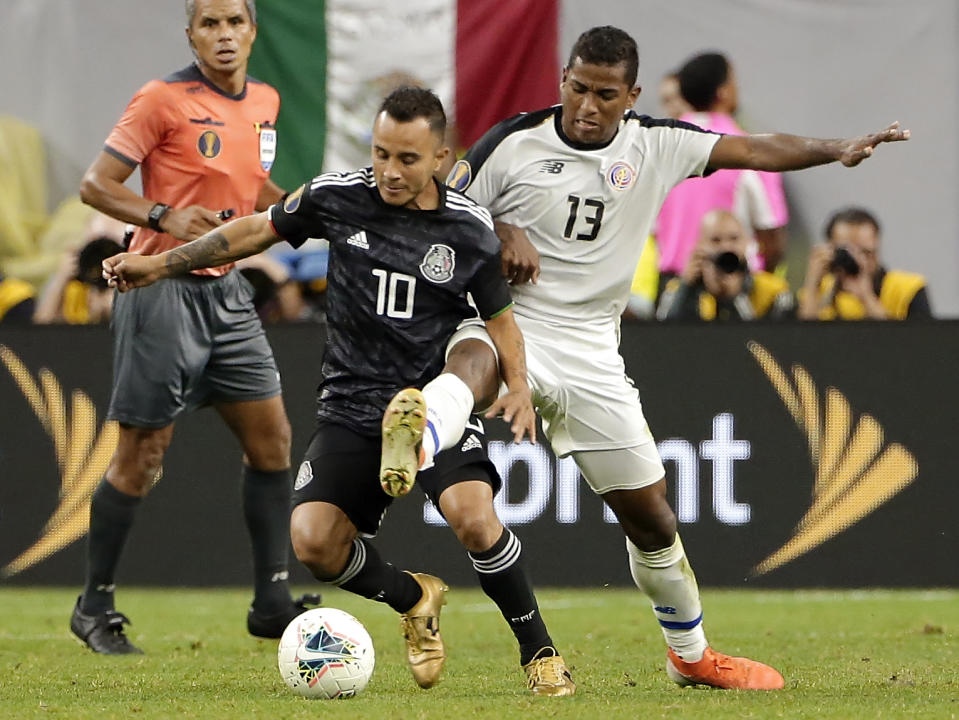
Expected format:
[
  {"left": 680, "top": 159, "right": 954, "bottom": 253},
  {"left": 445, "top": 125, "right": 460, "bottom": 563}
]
[
  {"left": 711, "top": 251, "right": 748, "bottom": 274},
  {"left": 829, "top": 246, "right": 860, "bottom": 276}
]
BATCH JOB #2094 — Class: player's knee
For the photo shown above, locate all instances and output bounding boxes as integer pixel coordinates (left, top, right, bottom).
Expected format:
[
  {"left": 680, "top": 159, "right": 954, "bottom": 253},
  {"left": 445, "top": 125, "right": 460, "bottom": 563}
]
[
  {"left": 448, "top": 512, "right": 501, "bottom": 554},
  {"left": 291, "top": 520, "right": 347, "bottom": 579},
  {"left": 109, "top": 428, "right": 170, "bottom": 495},
  {"left": 246, "top": 418, "right": 292, "bottom": 470},
  {"left": 445, "top": 339, "right": 499, "bottom": 408}
]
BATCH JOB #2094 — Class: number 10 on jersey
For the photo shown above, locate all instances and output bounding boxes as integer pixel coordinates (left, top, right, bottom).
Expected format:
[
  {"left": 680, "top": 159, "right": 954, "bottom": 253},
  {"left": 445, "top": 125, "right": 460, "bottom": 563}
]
[{"left": 372, "top": 269, "right": 416, "bottom": 319}]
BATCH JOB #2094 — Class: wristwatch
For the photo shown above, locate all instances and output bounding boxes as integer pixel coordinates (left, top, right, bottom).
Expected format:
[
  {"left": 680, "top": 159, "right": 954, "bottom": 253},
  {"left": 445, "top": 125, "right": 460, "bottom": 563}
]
[{"left": 147, "top": 202, "right": 171, "bottom": 232}]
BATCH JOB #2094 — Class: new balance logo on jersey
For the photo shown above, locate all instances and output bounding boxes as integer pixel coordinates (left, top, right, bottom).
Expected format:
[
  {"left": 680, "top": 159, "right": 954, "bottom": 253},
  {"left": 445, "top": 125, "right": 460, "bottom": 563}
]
[
  {"left": 346, "top": 230, "right": 370, "bottom": 249},
  {"left": 461, "top": 434, "right": 482, "bottom": 452},
  {"left": 539, "top": 160, "right": 566, "bottom": 174}
]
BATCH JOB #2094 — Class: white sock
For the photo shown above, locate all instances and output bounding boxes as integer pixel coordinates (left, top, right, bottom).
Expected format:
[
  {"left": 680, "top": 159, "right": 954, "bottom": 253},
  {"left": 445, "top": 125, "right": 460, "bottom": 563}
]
[
  {"left": 627, "top": 534, "right": 708, "bottom": 662},
  {"left": 420, "top": 373, "right": 474, "bottom": 467}
]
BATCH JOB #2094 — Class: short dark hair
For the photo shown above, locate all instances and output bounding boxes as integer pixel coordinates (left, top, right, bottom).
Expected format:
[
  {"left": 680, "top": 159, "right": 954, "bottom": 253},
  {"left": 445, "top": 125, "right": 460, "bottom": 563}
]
[
  {"left": 186, "top": 0, "right": 256, "bottom": 27},
  {"left": 567, "top": 26, "right": 639, "bottom": 88},
  {"left": 678, "top": 52, "right": 729, "bottom": 111},
  {"left": 378, "top": 86, "right": 447, "bottom": 138},
  {"left": 825, "top": 207, "right": 882, "bottom": 239}
]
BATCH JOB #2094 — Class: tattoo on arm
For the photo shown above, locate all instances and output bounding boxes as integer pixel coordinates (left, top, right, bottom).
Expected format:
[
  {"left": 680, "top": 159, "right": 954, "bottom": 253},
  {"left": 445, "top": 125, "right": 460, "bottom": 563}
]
[{"left": 164, "top": 231, "right": 232, "bottom": 275}]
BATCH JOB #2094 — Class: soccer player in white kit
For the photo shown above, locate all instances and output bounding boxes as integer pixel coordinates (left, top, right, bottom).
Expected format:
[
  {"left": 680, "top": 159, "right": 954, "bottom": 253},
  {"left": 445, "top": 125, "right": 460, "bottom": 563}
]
[{"left": 447, "top": 26, "right": 909, "bottom": 690}]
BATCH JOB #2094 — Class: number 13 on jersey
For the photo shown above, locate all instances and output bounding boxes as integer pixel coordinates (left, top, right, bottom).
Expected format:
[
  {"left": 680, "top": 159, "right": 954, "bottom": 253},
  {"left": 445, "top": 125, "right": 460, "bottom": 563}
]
[{"left": 563, "top": 194, "right": 605, "bottom": 241}]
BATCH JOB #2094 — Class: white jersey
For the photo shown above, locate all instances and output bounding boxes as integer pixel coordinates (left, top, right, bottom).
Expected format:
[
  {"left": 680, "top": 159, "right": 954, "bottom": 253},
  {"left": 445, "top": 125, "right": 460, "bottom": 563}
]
[{"left": 449, "top": 107, "right": 720, "bottom": 324}]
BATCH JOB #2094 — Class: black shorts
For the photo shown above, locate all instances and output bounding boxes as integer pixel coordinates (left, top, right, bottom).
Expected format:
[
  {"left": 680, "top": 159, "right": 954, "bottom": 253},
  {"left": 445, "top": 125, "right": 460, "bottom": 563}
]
[{"left": 293, "top": 416, "right": 501, "bottom": 536}]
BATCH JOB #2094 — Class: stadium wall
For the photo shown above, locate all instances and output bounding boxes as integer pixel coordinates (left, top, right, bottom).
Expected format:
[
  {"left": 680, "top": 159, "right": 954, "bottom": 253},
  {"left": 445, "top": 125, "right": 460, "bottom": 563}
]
[
  {"left": 1, "top": 323, "right": 955, "bottom": 589},
  {"left": 1, "top": 0, "right": 957, "bottom": 315}
]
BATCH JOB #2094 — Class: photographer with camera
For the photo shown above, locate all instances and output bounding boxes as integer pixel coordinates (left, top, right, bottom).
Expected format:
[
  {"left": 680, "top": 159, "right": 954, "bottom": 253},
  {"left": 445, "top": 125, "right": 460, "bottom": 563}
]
[
  {"left": 798, "top": 207, "right": 931, "bottom": 320},
  {"left": 657, "top": 209, "right": 795, "bottom": 321}
]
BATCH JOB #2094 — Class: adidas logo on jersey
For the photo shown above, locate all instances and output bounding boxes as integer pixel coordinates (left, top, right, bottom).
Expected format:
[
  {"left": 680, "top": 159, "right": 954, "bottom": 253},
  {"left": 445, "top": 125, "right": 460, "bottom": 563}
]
[
  {"left": 346, "top": 230, "right": 369, "bottom": 249},
  {"left": 461, "top": 434, "right": 482, "bottom": 452}
]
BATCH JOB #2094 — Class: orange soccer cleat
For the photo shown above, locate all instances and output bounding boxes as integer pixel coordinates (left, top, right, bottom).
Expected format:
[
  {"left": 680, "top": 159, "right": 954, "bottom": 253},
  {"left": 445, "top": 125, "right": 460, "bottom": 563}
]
[{"left": 666, "top": 647, "right": 785, "bottom": 690}]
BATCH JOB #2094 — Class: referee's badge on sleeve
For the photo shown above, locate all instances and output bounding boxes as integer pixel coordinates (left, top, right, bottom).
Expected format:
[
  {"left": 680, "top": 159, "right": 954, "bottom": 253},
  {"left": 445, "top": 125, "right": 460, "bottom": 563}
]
[{"left": 258, "top": 125, "right": 277, "bottom": 171}]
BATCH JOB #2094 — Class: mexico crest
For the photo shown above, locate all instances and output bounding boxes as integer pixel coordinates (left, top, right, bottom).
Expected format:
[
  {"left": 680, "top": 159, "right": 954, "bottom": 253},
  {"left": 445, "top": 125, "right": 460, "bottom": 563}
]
[{"left": 419, "top": 244, "right": 456, "bottom": 283}]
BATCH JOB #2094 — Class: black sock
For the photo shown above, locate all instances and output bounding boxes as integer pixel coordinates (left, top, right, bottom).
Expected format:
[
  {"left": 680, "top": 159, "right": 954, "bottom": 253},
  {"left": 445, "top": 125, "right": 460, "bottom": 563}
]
[
  {"left": 470, "top": 529, "right": 554, "bottom": 665},
  {"left": 243, "top": 466, "right": 293, "bottom": 614},
  {"left": 80, "top": 480, "right": 141, "bottom": 616},
  {"left": 330, "top": 539, "right": 422, "bottom": 614}
]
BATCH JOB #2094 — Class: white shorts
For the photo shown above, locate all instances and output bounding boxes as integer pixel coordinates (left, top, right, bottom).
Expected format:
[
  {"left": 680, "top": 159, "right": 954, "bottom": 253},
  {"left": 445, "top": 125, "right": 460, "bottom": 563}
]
[
  {"left": 572, "top": 443, "right": 665, "bottom": 494},
  {"left": 517, "top": 314, "right": 656, "bottom": 458},
  {"left": 445, "top": 317, "right": 497, "bottom": 361}
]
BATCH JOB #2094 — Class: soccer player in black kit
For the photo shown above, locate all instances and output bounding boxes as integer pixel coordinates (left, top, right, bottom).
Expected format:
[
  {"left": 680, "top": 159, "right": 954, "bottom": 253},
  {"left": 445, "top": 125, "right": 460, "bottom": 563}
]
[{"left": 102, "top": 87, "right": 575, "bottom": 697}]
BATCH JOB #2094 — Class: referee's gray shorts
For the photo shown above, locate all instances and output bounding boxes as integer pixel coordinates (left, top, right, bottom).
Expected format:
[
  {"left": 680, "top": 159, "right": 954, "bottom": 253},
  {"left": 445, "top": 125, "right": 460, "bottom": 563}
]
[{"left": 107, "top": 270, "right": 282, "bottom": 428}]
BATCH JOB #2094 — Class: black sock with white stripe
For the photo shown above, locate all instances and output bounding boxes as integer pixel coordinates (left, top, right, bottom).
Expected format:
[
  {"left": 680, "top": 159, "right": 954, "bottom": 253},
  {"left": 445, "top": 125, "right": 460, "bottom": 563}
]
[
  {"left": 469, "top": 528, "right": 554, "bottom": 665},
  {"left": 331, "top": 538, "right": 422, "bottom": 614}
]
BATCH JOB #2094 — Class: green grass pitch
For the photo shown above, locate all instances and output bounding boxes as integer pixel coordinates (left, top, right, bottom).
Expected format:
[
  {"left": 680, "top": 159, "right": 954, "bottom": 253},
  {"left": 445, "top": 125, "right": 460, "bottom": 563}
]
[{"left": 0, "top": 587, "right": 955, "bottom": 719}]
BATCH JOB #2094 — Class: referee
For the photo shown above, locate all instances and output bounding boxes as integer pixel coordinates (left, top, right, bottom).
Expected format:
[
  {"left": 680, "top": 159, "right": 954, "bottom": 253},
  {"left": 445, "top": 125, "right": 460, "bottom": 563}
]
[{"left": 70, "top": 0, "right": 313, "bottom": 655}]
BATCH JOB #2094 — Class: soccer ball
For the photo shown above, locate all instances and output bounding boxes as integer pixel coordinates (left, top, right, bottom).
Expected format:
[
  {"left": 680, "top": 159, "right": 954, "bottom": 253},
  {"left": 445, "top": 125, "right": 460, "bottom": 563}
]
[{"left": 277, "top": 607, "right": 375, "bottom": 699}]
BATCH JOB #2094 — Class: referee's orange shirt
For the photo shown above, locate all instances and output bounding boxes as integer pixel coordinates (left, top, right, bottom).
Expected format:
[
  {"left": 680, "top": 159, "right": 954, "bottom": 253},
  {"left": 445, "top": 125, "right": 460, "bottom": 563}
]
[{"left": 104, "top": 64, "right": 280, "bottom": 276}]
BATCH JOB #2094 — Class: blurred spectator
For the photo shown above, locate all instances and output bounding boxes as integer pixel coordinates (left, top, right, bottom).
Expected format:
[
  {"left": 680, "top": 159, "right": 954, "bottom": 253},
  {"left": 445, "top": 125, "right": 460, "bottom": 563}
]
[
  {"left": 624, "top": 237, "right": 660, "bottom": 319},
  {"left": 658, "top": 72, "right": 692, "bottom": 120},
  {"left": 655, "top": 52, "right": 790, "bottom": 281},
  {"left": 657, "top": 209, "right": 795, "bottom": 321},
  {"left": 798, "top": 207, "right": 931, "bottom": 320},
  {"left": 0, "top": 271, "right": 36, "bottom": 324},
  {"left": 33, "top": 236, "right": 122, "bottom": 324},
  {"left": 235, "top": 250, "right": 323, "bottom": 323}
]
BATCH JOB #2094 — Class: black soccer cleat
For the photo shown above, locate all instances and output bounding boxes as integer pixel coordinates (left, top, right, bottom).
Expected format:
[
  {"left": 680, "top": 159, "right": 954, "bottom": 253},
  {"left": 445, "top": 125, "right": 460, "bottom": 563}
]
[
  {"left": 70, "top": 597, "right": 143, "bottom": 655},
  {"left": 247, "top": 593, "right": 322, "bottom": 639}
]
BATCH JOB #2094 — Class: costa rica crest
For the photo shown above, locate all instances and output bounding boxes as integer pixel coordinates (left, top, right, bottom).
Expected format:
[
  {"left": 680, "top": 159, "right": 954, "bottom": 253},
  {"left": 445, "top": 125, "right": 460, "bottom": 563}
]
[{"left": 419, "top": 244, "right": 456, "bottom": 283}]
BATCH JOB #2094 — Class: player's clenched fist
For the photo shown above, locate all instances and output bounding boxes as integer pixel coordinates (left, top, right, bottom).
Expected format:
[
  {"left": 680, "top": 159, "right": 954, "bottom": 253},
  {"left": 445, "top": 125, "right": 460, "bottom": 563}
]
[{"left": 102, "top": 253, "right": 163, "bottom": 292}]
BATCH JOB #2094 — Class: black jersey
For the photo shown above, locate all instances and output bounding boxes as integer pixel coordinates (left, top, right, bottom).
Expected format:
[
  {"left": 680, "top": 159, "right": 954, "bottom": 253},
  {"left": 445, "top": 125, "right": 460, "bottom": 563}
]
[{"left": 269, "top": 168, "right": 512, "bottom": 434}]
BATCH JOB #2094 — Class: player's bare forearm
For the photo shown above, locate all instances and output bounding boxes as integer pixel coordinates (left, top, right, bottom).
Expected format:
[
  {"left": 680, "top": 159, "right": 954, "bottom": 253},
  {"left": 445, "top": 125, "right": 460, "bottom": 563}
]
[
  {"left": 159, "top": 213, "right": 278, "bottom": 278},
  {"left": 485, "top": 308, "right": 528, "bottom": 392},
  {"left": 484, "top": 307, "right": 536, "bottom": 442},
  {"left": 709, "top": 122, "right": 909, "bottom": 172},
  {"left": 710, "top": 133, "right": 844, "bottom": 171}
]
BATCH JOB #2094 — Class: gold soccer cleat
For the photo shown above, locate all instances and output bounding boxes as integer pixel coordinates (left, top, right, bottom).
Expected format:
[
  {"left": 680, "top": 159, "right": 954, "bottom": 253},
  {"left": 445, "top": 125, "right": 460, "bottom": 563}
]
[
  {"left": 666, "top": 647, "right": 785, "bottom": 690},
  {"left": 399, "top": 572, "right": 448, "bottom": 689},
  {"left": 523, "top": 647, "right": 576, "bottom": 697},
  {"left": 380, "top": 388, "right": 427, "bottom": 497}
]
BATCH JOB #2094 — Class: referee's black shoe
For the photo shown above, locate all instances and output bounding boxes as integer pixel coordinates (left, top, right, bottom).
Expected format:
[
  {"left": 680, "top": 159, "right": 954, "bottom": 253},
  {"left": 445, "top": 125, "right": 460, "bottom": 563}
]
[
  {"left": 247, "top": 593, "right": 322, "bottom": 639},
  {"left": 70, "top": 597, "right": 143, "bottom": 655}
]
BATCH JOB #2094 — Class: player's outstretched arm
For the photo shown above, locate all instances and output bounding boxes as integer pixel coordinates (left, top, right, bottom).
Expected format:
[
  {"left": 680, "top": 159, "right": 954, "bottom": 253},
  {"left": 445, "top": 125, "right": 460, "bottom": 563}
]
[
  {"left": 708, "top": 121, "right": 910, "bottom": 172},
  {"left": 483, "top": 307, "right": 536, "bottom": 443},
  {"left": 102, "top": 213, "right": 280, "bottom": 292}
]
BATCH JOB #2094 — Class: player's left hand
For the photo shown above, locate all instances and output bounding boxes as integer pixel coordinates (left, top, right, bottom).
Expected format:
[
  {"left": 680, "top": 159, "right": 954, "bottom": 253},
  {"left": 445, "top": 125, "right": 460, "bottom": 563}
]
[
  {"left": 102, "top": 252, "right": 163, "bottom": 292},
  {"left": 484, "top": 388, "right": 536, "bottom": 443},
  {"left": 839, "top": 121, "right": 910, "bottom": 167}
]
